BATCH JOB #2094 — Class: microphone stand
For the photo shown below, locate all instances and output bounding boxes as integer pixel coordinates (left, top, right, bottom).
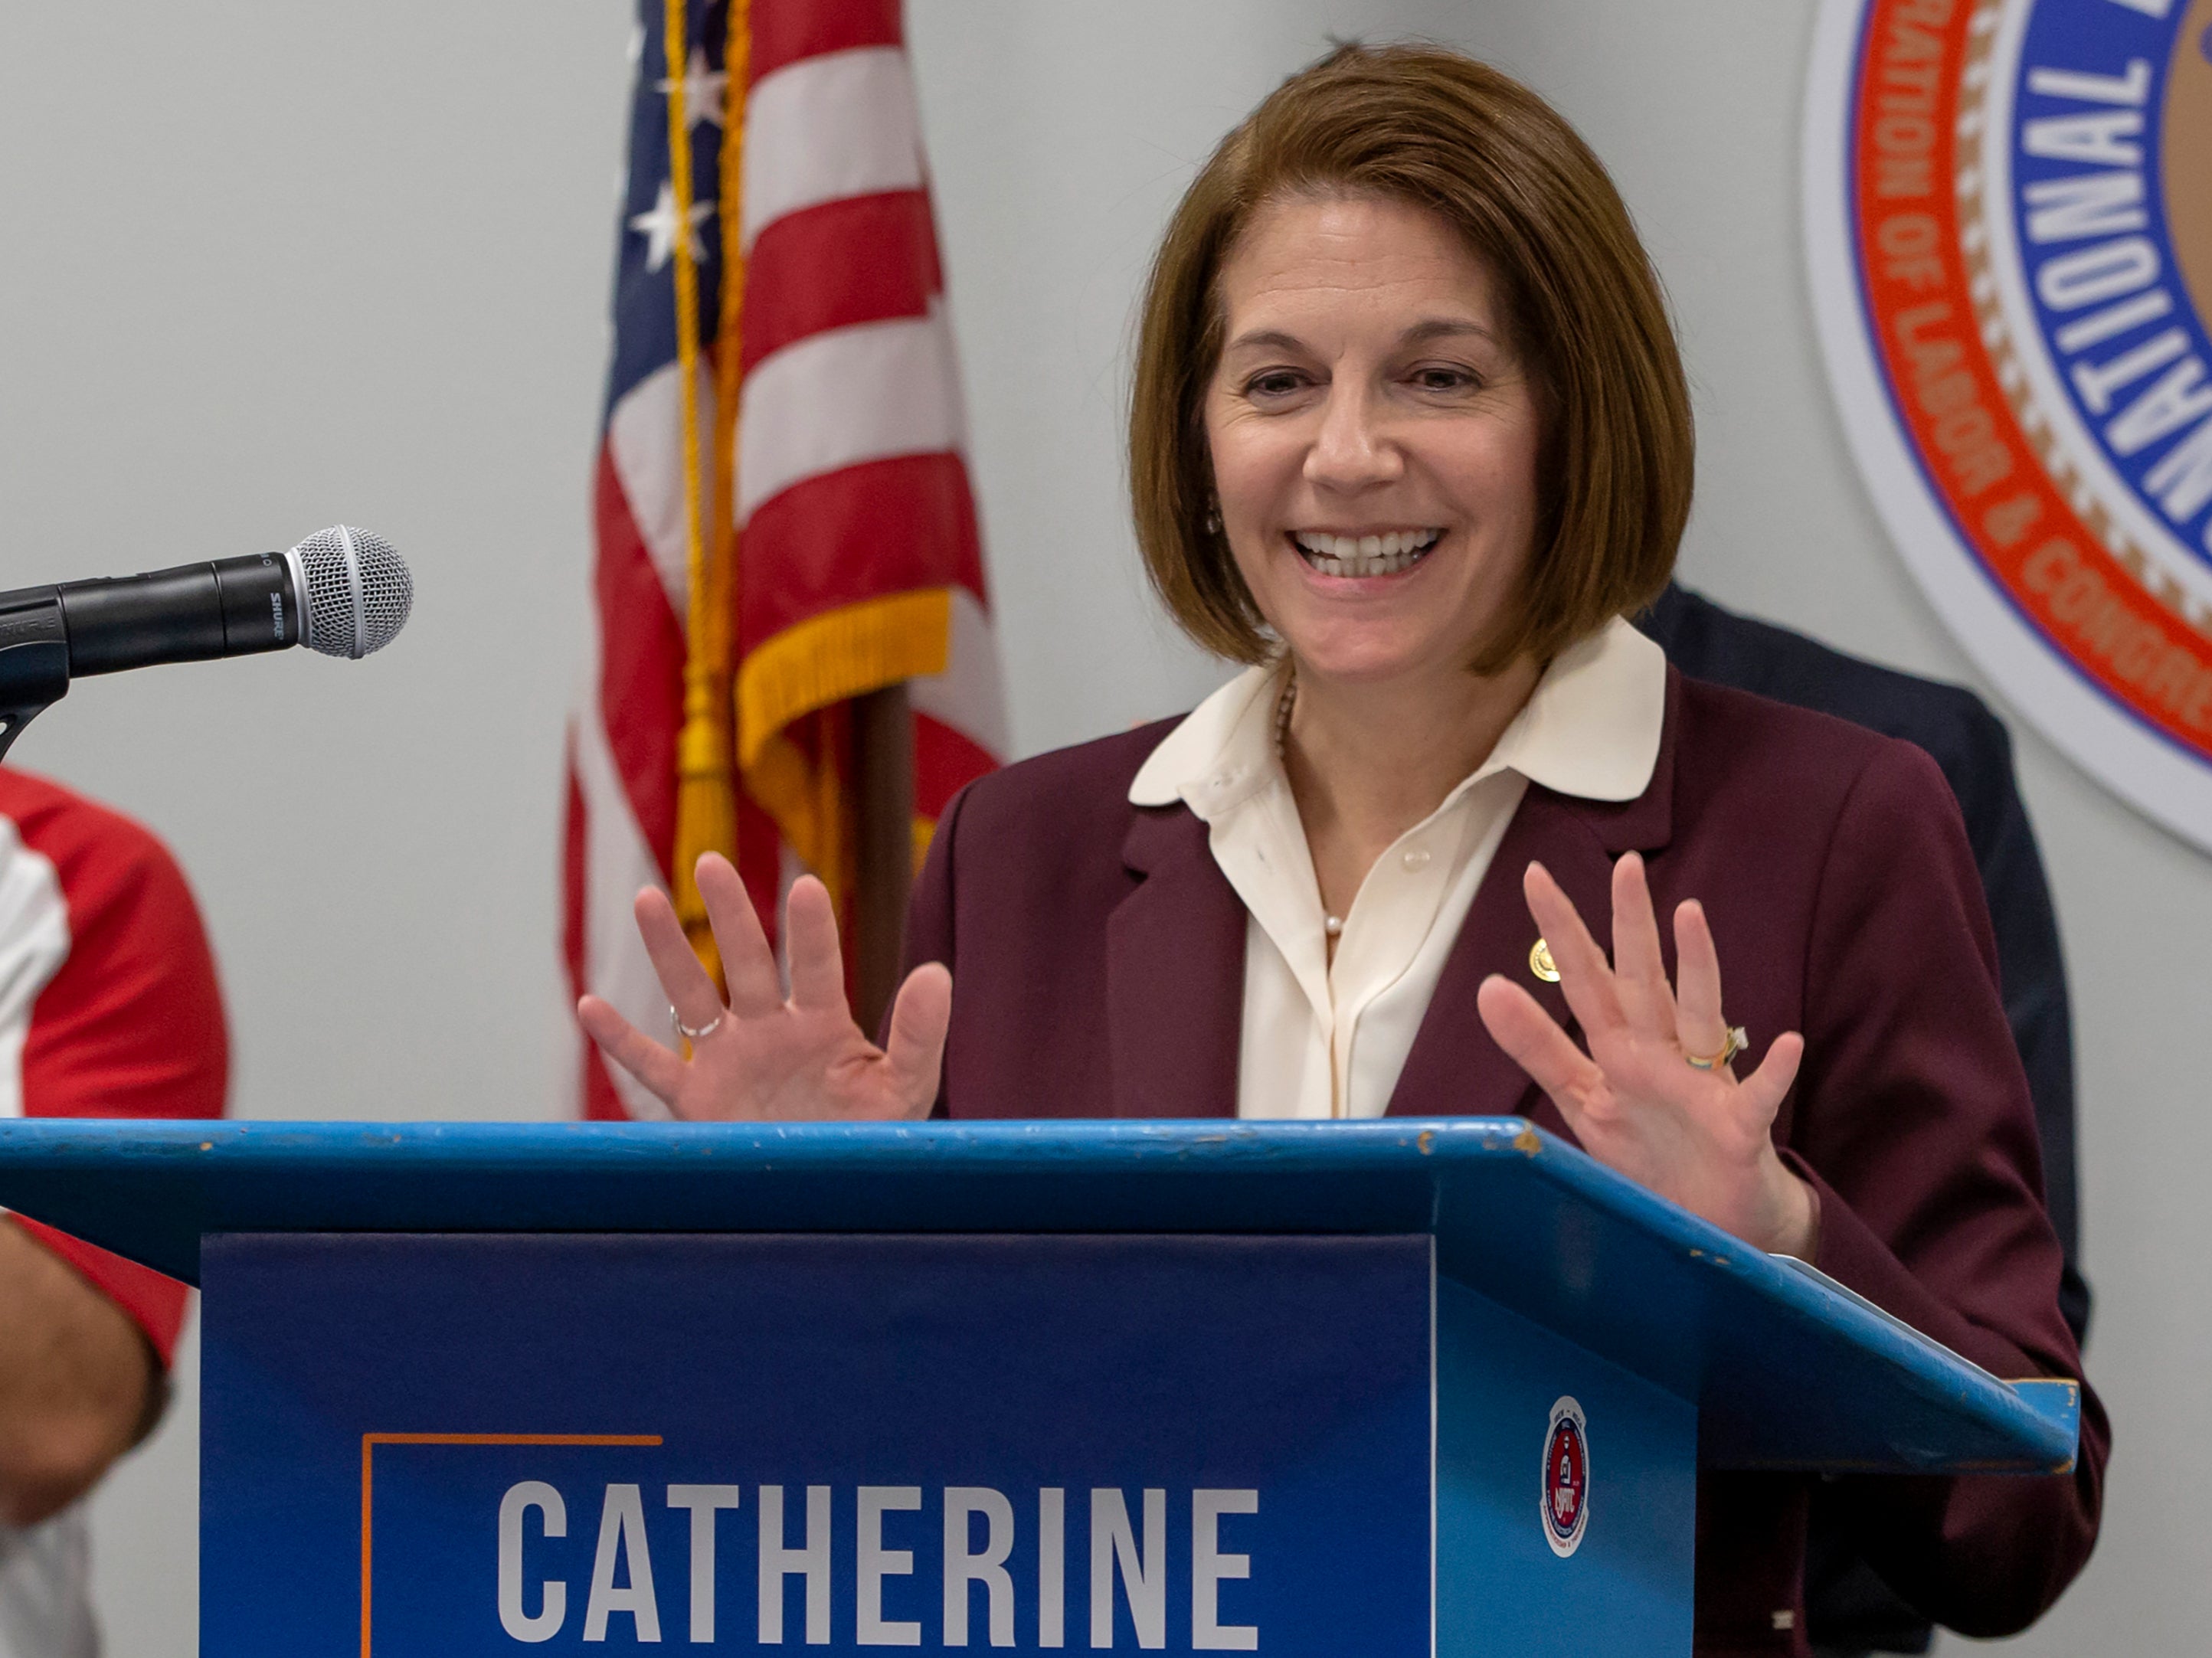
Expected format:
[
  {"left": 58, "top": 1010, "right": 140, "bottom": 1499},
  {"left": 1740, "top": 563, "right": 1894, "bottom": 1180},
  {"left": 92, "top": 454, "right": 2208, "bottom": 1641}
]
[{"left": 0, "top": 590, "right": 69, "bottom": 763}]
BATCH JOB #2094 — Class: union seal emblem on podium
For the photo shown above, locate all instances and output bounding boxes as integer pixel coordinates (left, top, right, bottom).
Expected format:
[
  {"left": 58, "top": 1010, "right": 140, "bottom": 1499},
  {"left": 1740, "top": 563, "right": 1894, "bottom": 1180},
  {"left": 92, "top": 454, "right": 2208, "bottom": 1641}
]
[
  {"left": 1808, "top": 0, "right": 2212, "bottom": 845},
  {"left": 1543, "top": 1395, "right": 1592, "bottom": 1558}
]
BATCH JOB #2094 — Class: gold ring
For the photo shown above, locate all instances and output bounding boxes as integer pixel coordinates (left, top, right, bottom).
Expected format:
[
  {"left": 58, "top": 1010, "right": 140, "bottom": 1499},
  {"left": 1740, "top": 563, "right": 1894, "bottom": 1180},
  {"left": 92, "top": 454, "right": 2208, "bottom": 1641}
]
[{"left": 1685, "top": 1025, "right": 1748, "bottom": 1071}]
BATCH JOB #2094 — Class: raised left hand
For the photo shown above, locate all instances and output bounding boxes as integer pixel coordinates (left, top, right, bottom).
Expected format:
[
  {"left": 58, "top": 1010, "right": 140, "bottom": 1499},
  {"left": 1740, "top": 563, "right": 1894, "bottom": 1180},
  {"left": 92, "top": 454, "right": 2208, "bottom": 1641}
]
[
  {"left": 1474, "top": 852, "right": 1817, "bottom": 1257},
  {"left": 576, "top": 858, "right": 949, "bottom": 1124}
]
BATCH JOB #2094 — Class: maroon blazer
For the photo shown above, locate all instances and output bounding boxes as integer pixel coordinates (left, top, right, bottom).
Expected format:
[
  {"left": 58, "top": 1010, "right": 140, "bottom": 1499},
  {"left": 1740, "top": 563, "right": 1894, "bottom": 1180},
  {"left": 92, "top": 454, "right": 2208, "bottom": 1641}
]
[{"left": 903, "top": 667, "right": 2106, "bottom": 1656}]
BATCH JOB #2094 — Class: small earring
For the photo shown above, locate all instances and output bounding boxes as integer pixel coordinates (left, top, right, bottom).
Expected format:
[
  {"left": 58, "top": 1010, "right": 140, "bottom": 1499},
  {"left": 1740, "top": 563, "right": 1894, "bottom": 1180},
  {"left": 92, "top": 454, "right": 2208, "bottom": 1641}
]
[{"left": 1203, "top": 505, "right": 1222, "bottom": 535}]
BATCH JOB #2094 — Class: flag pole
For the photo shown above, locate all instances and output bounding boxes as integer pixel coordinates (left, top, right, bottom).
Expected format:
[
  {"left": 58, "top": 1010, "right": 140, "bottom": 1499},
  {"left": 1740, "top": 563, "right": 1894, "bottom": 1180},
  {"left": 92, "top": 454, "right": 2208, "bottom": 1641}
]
[
  {"left": 851, "top": 683, "right": 913, "bottom": 1035},
  {"left": 664, "top": 0, "right": 738, "bottom": 984}
]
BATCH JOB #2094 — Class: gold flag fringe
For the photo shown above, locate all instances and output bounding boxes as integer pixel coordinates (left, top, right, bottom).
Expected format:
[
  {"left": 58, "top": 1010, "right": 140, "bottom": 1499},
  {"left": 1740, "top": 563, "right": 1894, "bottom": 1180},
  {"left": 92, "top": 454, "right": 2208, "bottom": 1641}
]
[{"left": 735, "top": 587, "right": 953, "bottom": 907}]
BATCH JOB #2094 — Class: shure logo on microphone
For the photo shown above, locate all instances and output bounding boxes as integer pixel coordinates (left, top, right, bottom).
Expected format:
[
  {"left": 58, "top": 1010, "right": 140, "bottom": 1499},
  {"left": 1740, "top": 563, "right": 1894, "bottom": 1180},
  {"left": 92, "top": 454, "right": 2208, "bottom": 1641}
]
[{"left": 268, "top": 591, "right": 285, "bottom": 642}]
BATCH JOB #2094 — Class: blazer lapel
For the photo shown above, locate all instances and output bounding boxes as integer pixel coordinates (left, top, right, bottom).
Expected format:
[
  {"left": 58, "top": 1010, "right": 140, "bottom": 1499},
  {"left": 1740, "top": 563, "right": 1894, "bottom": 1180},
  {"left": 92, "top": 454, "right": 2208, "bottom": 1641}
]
[
  {"left": 1107, "top": 803, "right": 1245, "bottom": 1119},
  {"left": 1387, "top": 669, "right": 1684, "bottom": 1127}
]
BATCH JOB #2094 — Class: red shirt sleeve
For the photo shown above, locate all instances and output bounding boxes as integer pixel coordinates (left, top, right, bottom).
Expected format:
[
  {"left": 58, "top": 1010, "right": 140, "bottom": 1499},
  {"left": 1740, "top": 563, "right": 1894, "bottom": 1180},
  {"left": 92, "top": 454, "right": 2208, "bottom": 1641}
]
[{"left": 0, "top": 770, "right": 229, "bottom": 1366}]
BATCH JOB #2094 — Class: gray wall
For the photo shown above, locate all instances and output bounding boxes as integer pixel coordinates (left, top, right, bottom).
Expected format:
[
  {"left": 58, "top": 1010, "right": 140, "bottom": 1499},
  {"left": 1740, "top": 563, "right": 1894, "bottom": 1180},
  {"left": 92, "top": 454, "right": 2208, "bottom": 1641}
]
[{"left": 0, "top": 2, "right": 2187, "bottom": 1650}]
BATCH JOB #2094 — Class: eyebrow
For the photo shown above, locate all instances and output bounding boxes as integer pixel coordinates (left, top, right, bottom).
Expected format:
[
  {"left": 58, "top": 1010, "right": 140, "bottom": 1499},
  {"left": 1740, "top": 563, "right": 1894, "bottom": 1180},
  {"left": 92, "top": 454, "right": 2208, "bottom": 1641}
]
[
  {"left": 1222, "top": 318, "right": 1502, "bottom": 355},
  {"left": 1402, "top": 319, "right": 1499, "bottom": 347}
]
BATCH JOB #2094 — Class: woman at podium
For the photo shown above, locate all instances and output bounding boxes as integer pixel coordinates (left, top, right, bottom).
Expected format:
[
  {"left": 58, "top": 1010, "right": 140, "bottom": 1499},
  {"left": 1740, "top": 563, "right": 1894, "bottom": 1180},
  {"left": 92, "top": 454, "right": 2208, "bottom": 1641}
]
[{"left": 581, "top": 43, "right": 2105, "bottom": 1656}]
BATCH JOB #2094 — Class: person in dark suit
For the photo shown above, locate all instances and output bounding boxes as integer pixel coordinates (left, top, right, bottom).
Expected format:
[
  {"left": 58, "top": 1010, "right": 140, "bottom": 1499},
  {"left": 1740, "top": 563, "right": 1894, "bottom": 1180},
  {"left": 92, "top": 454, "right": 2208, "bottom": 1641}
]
[
  {"left": 1641, "top": 584, "right": 2089, "bottom": 1657},
  {"left": 581, "top": 44, "right": 2105, "bottom": 1654}
]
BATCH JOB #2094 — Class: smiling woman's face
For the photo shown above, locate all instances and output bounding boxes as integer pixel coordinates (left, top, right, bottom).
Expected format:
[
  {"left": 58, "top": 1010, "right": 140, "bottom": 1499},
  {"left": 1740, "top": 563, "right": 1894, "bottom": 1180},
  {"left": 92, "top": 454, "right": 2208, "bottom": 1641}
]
[{"left": 1203, "top": 191, "right": 1544, "bottom": 689}]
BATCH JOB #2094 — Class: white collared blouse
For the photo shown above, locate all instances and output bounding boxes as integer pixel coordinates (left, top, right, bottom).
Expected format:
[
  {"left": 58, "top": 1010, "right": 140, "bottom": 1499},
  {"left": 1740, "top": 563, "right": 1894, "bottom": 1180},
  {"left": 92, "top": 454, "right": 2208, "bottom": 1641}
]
[{"left": 1127, "top": 616, "right": 1667, "bottom": 1120}]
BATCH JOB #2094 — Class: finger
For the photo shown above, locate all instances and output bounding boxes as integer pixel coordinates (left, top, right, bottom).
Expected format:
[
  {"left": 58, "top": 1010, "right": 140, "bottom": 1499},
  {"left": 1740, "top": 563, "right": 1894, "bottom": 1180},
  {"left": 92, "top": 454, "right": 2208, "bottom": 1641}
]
[
  {"left": 880, "top": 962, "right": 953, "bottom": 1114},
  {"left": 634, "top": 885, "right": 725, "bottom": 1029},
  {"left": 1737, "top": 1029, "right": 1805, "bottom": 1126},
  {"left": 577, "top": 995, "right": 686, "bottom": 1104},
  {"left": 1671, "top": 898, "right": 1730, "bottom": 1058},
  {"left": 1476, "top": 974, "right": 1607, "bottom": 1133},
  {"left": 1608, "top": 852, "right": 1674, "bottom": 1034},
  {"left": 697, "top": 853, "right": 782, "bottom": 1019},
  {"left": 1521, "top": 862, "right": 1623, "bottom": 1038},
  {"left": 784, "top": 876, "right": 851, "bottom": 1012}
]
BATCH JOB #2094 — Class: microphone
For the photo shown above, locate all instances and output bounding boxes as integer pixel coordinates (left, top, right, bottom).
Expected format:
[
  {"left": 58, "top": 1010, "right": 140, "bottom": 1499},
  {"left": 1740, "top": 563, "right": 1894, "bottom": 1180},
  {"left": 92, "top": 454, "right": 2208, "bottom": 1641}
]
[{"left": 0, "top": 525, "right": 413, "bottom": 756}]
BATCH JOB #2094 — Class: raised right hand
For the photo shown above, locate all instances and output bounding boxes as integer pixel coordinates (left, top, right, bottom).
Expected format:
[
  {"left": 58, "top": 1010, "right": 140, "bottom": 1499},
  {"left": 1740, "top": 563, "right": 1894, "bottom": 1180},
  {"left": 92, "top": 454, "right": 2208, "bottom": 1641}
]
[{"left": 576, "top": 852, "right": 951, "bottom": 1121}]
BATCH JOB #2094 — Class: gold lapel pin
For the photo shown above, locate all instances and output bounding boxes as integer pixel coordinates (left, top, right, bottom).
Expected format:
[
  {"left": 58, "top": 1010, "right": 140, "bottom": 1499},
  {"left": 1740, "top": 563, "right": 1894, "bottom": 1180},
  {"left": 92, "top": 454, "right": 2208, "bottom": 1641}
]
[{"left": 1529, "top": 938, "right": 1560, "bottom": 983}]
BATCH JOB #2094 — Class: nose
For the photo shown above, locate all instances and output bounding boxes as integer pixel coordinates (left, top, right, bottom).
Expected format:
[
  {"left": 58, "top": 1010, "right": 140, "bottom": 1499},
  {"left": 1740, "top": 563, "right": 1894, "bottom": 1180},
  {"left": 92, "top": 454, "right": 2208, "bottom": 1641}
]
[{"left": 1304, "top": 380, "right": 1404, "bottom": 493}]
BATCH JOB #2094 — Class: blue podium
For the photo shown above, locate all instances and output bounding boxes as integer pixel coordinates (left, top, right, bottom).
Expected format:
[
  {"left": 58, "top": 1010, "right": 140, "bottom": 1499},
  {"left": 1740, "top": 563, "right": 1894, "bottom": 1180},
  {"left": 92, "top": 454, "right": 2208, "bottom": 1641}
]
[{"left": 0, "top": 1118, "right": 2076, "bottom": 1656}]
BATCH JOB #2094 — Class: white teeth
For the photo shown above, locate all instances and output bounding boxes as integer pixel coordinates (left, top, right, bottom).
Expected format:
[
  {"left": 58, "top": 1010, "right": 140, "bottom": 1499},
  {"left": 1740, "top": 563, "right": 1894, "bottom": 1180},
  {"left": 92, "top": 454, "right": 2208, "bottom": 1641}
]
[{"left": 1291, "top": 528, "right": 1441, "bottom": 577}]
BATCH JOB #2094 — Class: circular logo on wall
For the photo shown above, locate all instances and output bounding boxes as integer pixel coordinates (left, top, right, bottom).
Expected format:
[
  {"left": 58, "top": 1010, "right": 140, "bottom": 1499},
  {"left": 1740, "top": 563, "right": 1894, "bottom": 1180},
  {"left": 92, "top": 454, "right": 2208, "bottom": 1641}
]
[
  {"left": 1542, "top": 1395, "right": 1591, "bottom": 1558},
  {"left": 1806, "top": 0, "right": 2212, "bottom": 848}
]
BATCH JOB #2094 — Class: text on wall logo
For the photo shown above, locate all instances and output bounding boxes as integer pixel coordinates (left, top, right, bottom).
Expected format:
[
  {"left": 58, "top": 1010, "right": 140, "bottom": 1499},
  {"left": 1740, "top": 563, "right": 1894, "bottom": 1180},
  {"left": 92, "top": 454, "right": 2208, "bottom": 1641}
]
[{"left": 1807, "top": 0, "right": 2212, "bottom": 847}]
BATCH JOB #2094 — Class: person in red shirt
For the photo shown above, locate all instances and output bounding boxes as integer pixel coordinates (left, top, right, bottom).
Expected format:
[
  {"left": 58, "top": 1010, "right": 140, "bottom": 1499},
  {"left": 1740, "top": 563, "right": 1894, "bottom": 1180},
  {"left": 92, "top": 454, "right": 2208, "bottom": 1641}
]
[{"left": 0, "top": 769, "right": 227, "bottom": 1658}]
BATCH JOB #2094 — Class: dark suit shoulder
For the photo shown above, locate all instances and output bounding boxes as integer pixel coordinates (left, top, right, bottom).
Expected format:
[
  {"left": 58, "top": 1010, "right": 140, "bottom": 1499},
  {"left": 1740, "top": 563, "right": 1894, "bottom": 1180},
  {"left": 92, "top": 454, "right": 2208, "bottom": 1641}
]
[
  {"left": 1666, "top": 666, "right": 1940, "bottom": 809},
  {"left": 944, "top": 716, "right": 1183, "bottom": 848},
  {"left": 1641, "top": 584, "right": 2014, "bottom": 829}
]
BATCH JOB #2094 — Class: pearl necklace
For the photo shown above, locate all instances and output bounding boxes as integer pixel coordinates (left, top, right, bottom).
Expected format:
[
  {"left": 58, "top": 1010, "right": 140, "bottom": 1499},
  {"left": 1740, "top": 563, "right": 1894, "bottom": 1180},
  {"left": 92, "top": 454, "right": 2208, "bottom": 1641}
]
[{"left": 1274, "top": 667, "right": 1344, "bottom": 939}]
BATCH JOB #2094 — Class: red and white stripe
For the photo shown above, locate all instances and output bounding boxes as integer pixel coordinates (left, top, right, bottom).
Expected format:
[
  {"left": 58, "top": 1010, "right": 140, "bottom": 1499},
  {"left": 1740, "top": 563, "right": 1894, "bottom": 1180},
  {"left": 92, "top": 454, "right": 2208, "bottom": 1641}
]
[{"left": 565, "top": 0, "right": 1004, "bottom": 1120}]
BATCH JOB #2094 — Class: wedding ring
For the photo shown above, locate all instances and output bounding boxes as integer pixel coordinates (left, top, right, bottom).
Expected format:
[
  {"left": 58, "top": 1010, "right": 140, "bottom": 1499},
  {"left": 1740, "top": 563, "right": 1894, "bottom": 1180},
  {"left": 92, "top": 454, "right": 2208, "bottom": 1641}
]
[
  {"left": 1685, "top": 1025, "right": 1748, "bottom": 1071},
  {"left": 669, "top": 1006, "right": 725, "bottom": 1042}
]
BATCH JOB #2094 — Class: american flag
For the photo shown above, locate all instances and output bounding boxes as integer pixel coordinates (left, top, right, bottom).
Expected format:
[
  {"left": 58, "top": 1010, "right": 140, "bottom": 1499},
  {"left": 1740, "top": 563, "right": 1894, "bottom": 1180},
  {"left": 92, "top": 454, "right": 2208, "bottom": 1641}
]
[{"left": 564, "top": 0, "right": 1006, "bottom": 1120}]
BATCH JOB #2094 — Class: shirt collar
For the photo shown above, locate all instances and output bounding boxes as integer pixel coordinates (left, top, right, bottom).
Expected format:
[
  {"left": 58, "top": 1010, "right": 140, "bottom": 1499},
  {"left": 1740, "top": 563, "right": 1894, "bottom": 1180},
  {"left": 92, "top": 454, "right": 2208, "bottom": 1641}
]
[
  {"left": 1127, "top": 613, "right": 1666, "bottom": 815},
  {"left": 1127, "top": 660, "right": 1283, "bottom": 816}
]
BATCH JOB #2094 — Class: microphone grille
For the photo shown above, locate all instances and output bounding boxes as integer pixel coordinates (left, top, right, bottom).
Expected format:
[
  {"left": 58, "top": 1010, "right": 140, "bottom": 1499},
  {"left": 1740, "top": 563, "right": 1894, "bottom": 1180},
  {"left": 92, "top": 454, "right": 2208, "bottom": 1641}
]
[{"left": 288, "top": 525, "right": 413, "bottom": 659}]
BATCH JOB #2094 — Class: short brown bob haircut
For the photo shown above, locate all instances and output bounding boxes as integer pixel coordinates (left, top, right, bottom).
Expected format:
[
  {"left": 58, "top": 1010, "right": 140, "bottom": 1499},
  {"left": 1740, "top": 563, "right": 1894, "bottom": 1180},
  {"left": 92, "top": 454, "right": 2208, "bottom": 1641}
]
[{"left": 1131, "top": 43, "right": 1693, "bottom": 673}]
